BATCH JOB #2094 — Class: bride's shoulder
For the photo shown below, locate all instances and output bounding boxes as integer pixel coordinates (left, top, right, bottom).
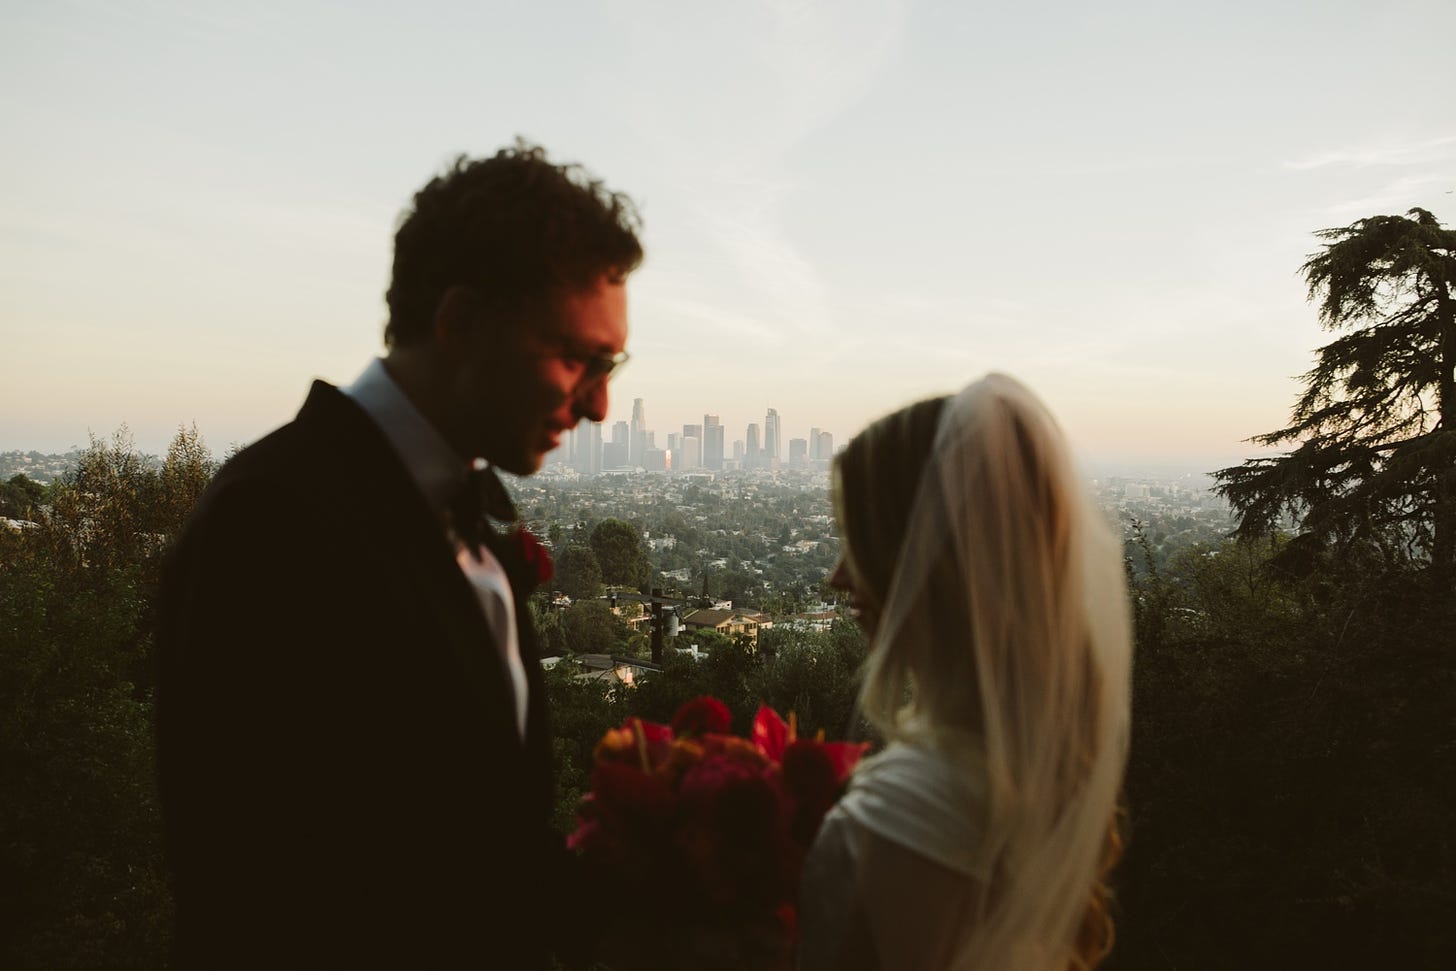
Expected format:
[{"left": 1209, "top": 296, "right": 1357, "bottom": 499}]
[
  {"left": 836, "top": 739, "right": 989, "bottom": 877},
  {"left": 852, "top": 738, "right": 983, "bottom": 790}
]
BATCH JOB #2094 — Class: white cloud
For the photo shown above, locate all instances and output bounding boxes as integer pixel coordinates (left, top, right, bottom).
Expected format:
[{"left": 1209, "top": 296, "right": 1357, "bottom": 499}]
[
  {"left": 1322, "top": 174, "right": 1451, "bottom": 218},
  {"left": 641, "top": 293, "right": 783, "bottom": 347},
  {"left": 1284, "top": 135, "right": 1456, "bottom": 171}
]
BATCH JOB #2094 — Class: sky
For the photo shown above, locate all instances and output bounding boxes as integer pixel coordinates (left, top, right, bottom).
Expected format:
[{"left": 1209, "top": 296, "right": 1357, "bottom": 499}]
[{"left": 3, "top": 0, "right": 1454, "bottom": 475}]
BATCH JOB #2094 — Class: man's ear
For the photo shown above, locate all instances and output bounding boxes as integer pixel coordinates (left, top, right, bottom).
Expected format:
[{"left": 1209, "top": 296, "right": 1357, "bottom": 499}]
[{"left": 431, "top": 286, "right": 489, "bottom": 346}]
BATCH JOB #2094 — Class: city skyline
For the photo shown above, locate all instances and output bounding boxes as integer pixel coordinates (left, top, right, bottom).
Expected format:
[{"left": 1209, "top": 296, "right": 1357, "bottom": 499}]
[
  {"left": 4, "top": 2, "right": 1454, "bottom": 468},
  {"left": 558, "top": 398, "right": 832, "bottom": 474}
]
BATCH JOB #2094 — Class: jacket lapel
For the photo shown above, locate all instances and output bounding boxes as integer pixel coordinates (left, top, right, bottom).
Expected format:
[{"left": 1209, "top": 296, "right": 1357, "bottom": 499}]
[{"left": 295, "top": 382, "right": 520, "bottom": 749}]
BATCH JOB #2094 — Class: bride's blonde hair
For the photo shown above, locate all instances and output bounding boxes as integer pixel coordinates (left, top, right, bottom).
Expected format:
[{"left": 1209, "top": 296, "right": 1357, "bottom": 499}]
[{"left": 834, "top": 373, "right": 1132, "bottom": 970}]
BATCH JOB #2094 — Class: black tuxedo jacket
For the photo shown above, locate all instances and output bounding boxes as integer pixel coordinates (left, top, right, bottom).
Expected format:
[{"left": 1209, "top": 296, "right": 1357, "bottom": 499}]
[{"left": 157, "top": 382, "right": 571, "bottom": 969}]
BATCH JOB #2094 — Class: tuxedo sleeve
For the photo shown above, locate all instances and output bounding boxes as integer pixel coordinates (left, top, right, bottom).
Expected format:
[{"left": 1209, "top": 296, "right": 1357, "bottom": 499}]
[{"left": 158, "top": 479, "right": 435, "bottom": 966}]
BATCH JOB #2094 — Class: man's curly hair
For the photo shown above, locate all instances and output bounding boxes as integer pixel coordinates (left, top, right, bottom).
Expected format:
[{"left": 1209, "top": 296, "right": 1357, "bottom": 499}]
[{"left": 384, "top": 138, "right": 643, "bottom": 347}]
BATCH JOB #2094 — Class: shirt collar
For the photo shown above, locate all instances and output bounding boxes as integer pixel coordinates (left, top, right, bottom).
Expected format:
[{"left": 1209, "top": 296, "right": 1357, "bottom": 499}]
[{"left": 340, "top": 357, "right": 465, "bottom": 516}]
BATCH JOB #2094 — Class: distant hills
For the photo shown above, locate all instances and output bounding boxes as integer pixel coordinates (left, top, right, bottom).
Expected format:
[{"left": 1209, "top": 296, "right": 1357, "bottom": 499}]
[
  {"left": 0, "top": 450, "right": 88, "bottom": 485},
  {"left": 0, "top": 449, "right": 162, "bottom": 485}
]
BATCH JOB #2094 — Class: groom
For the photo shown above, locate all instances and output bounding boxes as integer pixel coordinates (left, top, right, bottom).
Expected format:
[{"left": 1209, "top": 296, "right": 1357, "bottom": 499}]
[{"left": 156, "top": 141, "right": 642, "bottom": 968}]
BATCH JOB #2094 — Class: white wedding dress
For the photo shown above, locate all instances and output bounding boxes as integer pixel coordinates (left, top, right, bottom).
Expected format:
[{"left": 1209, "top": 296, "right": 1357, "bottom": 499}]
[{"left": 797, "top": 742, "right": 989, "bottom": 971}]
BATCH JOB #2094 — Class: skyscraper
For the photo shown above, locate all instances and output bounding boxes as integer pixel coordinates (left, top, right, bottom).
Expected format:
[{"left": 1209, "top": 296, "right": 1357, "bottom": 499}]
[
  {"left": 680, "top": 435, "right": 701, "bottom": 470},
  {"left": 569, "top": 417, "right": 602, "bottom": 475},
  {"left": 746, "top": 422, "right": 760, "bottom": 468},
  {"left": 809, "top": 427, "right": 821, "bottom": 461},
  {"left": 764, "top": 408, "right": 781, "bottom": 465},
  {"left": 788, "top": 437, "right": 808, "bottom": 469},
  {"left": 588, "top": 420, "right": 603, "bottom": 474},
  {"left": 603, "top": 440, "right": 628, "bottom": 469},
  {"left": 703, "top": 414, "right": 724, "bottom": 470},
  {"left": 629, "top": 398, "right": 646, "bottom": 468}
]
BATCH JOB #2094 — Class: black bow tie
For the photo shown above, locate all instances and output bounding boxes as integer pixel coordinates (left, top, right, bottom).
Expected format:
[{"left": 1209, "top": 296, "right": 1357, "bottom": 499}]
[{"left": 447, "top": 464, "right": 518, "bottom": 558}]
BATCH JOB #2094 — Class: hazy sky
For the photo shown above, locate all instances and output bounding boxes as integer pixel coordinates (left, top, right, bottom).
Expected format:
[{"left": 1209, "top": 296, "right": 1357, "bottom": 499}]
[{"left": 4, "top": 0, "right": 1453, "bottom": 473}]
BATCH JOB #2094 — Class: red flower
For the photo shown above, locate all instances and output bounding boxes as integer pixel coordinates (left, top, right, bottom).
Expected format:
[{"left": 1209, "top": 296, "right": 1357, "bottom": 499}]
[
  {"left": 514, "top": 527, "right": 554, "bottom": 586},
  {"left": 590, "top": 760, "right": 676, "bottom": 828},
  {"left": 752, "top": 704, "right": 791, "bottom": 761},
  {"left": 569, "top": 697, "right": 869, "bottom": 962},
  {"left": 672, "top": 696, "right": 733, "bottom": 737},
  {"left": 594, "top": 717, "right": 674, "bottom": 769},
  {"left": 677, "top": 754, "right": 786, "bottom": 904},
  {"left": 781, "top": 738, "right": 865, "bottom": 844},
  {"left": 781, "top": 739, "right": 840, "bottom": 805},
  {"left": 822, "top": 739, "right": 871, "bottom": 785}
]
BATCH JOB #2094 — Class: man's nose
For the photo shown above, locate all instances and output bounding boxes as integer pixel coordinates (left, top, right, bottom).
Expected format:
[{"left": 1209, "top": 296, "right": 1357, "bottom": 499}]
[{"left": 575, "top": 380, "right": 609, "bottom": 424}]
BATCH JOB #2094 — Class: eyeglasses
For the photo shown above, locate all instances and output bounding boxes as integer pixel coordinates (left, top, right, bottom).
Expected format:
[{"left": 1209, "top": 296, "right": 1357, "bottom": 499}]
[{"left": 571, "top": 348, "right": 630, "bottom": 384}]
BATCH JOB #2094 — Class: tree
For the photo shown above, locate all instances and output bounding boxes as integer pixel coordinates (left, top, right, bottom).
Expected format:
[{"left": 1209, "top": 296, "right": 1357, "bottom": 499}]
[
  {"left": 0, "top": 473, "right": 47, "bottom": 519},
  {"left": 1215, "top": 207, "right": 1456, "bottom": 589},
  {"left": 159, "top": 423, "right": 217, "bottom": 531},
  {"left": 1, "top": 429, "right": 192, "bottom": 969},
  {"left": 589, "top": 517, "right": 649, "bottom": 589},
  {"left": 560, "top": 600, "right": 628, "bottom": 656},
  {"left": 553, "top": 543, "right": 604, "bottom": 600},
  {"left": 750, "top": 621, "right": 869, "bottom": 741},
  {"left": 713, "top": 564, "right": 765, "bottom": 607}
]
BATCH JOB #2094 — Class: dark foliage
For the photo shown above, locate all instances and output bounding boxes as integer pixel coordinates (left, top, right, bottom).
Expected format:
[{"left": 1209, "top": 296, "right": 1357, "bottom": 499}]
[
  {"left": 554, "top": 543, "right": 605, "bottom": 600},
  {"left": 1, "top": 428, "right": 212, "bottom": 970},
  {"left": 1110, "top": 532, "right": 1456, "bottom": 969},
  {"left": 0, "top": 473, "right": 48, "bottom": 519}
]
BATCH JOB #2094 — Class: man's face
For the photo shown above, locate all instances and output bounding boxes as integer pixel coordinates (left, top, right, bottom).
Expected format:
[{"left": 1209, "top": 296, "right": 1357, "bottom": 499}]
[{"left": 456, "top": 275, "right": 629, "bottom": 475}]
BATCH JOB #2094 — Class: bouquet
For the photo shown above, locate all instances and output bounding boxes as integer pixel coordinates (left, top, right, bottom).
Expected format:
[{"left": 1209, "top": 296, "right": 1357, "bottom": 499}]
[{"left": 569, "top": 697, "right": 868, "bottom": 969}]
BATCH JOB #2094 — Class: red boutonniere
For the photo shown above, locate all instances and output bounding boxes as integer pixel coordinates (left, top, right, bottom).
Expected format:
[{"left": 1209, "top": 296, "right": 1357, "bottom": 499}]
[{"left": 513, "top": 527, "right": 554, "bottom": 588}]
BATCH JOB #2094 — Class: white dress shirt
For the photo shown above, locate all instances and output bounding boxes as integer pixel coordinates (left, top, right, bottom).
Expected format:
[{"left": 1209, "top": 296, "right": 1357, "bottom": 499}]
[{"left": 341, "top": 358, "right": 529, "bottom": 740}]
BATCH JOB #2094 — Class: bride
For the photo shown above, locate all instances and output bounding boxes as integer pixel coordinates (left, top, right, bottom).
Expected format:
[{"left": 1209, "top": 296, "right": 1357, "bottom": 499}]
[{"left": 797, "top": 373, "right": 1133, "bottom": 970}]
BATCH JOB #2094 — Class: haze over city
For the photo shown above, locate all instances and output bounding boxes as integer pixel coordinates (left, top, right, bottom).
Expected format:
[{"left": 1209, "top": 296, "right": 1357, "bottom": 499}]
[{"left": 4, "top": 0, "right": 1453, "bottom": 475}]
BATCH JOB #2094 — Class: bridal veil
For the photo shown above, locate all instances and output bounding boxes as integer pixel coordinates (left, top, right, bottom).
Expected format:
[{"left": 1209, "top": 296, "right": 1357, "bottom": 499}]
[{"left": 850, "top": 373, "right": 1133, "bottom": 970}]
